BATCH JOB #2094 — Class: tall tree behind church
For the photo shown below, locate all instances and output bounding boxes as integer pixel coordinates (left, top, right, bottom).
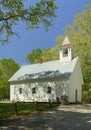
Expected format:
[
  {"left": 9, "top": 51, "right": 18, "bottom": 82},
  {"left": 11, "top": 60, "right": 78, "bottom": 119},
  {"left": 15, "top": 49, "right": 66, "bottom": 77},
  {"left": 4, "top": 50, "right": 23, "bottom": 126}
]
[{"left": 57, "top": 4, "right": 91, "bottom": 83}]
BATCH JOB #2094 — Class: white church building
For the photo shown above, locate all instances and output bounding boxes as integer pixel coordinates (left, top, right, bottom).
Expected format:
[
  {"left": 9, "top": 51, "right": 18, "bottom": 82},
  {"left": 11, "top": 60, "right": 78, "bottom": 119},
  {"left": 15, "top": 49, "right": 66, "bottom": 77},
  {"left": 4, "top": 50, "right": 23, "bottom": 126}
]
[{"left": 9, "top": 37, "right": 83, "bottom": 103}]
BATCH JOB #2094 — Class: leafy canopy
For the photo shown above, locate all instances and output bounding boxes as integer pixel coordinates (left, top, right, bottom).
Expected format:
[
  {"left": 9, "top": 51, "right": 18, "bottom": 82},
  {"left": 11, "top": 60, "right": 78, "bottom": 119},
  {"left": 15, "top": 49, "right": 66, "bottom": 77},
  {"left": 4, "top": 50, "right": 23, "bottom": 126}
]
[
  {"left": 0, "top": 0, "right": 57, "bottom": 43},
  {"left": 26, "top": 47, "right": 59, "bottom": 64},
  {"left": 26, "top": 48, "right": 42, "bottom": 63},
  {"left": 51, "top": 3, "right": 91, "bottom": 103},
  {"left": 64, "top": 4, "right": 91, "bottom": 83},
  {"left": 0, "top": 58, "right": 19, "bottom": 99}
]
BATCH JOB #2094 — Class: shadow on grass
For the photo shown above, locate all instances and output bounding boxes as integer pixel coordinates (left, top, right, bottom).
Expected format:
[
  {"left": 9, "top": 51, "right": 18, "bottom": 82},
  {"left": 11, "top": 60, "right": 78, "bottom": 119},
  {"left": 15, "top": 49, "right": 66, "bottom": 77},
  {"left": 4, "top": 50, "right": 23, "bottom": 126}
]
[
  {"left": 0, "top": 105, "right": 91, "bottom": 130},
  {"left": 0, "top": 102, "right": 59, "bottom": 119}
]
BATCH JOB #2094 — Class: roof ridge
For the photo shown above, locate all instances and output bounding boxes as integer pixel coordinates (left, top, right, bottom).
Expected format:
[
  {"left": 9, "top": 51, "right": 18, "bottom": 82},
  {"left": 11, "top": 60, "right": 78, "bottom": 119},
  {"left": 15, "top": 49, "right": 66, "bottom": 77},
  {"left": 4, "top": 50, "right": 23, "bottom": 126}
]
[{"left": 22, "top": 60, "right": 60, "bottom": 67}]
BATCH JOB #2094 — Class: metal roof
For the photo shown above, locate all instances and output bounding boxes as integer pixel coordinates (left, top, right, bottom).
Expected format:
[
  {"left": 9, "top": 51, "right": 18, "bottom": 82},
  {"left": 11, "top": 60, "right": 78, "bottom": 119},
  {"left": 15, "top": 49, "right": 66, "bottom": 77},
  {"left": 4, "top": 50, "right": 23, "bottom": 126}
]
[
  {"left": 61, "top": 36, "right": 72, "bottom": 47},
  {"left": 9, "top": 57, "right": 78, "bottom": 82}
]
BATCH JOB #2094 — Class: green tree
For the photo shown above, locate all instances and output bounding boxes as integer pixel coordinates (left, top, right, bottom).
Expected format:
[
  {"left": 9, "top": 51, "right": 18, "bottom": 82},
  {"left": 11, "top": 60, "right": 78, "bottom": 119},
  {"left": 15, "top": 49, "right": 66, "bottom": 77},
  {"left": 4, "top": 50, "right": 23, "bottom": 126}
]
[
  {"left": 65, "top": 4, "right": 91, "bottom": 83},
  {"left": 41, "top": 48, "right": 51, "bottom": 62},
  {"left": 0, "top": 58, "right": 19, "bottom": 99},
  {"left": 56, "top": 4, "right": 91, "bottom": 82},
  {"left": 26, "top": 46, "right": 59, "bottom": 64},
  {"left": 0, "top": 0, "right": 57, "bottom": 43},
  {"left": 82, "top": 91, "right": 89, "bottom": 103},
  {"left": 56, "top": 4, "right": 91, "bottom": 103},
  {"left": 26, "top": 48, "right": 42, "bottom": 63},
  {"left": 41, "top": 46, "right": 59, "bottom": 62}
]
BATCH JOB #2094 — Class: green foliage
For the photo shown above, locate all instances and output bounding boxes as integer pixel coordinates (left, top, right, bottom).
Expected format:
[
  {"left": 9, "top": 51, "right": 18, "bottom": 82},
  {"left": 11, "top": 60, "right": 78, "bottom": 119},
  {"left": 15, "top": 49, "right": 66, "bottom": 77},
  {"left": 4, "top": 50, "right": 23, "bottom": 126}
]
[
  {"left": 82, "top": 91, "right": 89, "bottom": 103},
  {"left": 0, "top": 59, "right": 19, "bottom": 99},
  {"left": 26, "top": 48, "right": 42, "bottom": 63},
  {"left": 41, "top": 47, "right": 59, "bottom": 62},
  {"left": 0, "top": 0, "right": 57, "bottom": 43},
  {"left": 82, "top": 89, "right": 91, "bottom": 104},
  {"left": 26, "top": 46, "right": 59, "bottom": 64},
  {"left": 56, "top": 4, "right": 91, "bottom": 103},
  {"left": 64, "top": 4, "right": 91, "bottom": 83}
]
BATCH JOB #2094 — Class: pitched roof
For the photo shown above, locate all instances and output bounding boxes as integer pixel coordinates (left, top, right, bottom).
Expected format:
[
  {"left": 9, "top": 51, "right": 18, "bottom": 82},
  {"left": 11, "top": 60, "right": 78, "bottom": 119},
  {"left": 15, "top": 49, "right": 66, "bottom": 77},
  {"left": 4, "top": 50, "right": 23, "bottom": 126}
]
[
  {"left": 9, "top": 57, "right": 78, "bottom": 82},
  {"left": 61, "top": 36, "right": 71, "bottom": 47}
]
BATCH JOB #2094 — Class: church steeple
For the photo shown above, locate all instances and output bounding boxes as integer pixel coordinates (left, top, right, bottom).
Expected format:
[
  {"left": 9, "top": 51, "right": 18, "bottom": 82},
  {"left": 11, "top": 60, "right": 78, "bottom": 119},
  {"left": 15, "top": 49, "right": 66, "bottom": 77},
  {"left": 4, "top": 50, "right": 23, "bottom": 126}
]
[{"left": 59, "top": 36, "right": 74, "bottom": 63}]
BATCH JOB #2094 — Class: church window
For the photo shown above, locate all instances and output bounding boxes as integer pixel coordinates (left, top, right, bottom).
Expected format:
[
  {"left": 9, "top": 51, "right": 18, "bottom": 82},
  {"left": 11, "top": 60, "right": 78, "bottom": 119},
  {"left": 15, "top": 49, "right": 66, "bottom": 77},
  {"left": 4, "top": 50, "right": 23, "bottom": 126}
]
[
  {"left": 47, "top": 87, "right": 51, "bottom": 93},
  {"left": 32, "top": 87, "right": 36, "bottom": 94},
  {"left": 19, "top": 88, "right": 22, "bottom": 94}
]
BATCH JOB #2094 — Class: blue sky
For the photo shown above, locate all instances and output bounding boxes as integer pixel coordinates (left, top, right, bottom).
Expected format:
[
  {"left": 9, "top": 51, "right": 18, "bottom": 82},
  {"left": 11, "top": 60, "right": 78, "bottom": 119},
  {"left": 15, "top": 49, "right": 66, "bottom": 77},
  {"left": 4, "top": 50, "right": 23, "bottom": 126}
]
[{"left": 0, "top": 0, "right": 90, "bottom": 65}]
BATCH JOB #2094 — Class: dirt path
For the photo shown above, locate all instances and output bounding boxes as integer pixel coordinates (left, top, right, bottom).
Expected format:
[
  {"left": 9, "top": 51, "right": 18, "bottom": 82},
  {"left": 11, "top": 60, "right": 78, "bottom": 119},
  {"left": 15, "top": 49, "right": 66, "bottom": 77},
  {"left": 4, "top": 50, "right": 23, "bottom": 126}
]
[{"left": 0, "top": 104, "right": 91, "bottom": 130}]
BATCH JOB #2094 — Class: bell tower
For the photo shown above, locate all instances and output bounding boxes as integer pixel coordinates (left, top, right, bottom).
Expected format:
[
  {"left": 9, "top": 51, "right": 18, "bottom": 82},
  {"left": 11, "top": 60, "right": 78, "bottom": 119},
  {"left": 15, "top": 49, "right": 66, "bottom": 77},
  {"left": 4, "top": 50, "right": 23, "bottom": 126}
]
[{"left": 59, "top": 36, "right": 74, "bottom": 63}]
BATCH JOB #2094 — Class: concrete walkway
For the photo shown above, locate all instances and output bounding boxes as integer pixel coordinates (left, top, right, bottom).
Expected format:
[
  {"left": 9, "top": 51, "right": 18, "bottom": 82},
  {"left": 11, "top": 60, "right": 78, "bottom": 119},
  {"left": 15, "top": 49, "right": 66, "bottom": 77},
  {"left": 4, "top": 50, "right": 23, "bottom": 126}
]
[{"left": 0, "top": 104, "right": 91, "bottom": 130}]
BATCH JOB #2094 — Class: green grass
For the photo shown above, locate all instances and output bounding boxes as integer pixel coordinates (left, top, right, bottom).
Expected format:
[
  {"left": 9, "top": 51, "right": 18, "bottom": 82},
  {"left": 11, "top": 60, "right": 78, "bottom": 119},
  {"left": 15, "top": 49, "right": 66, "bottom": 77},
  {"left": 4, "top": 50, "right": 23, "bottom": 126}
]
[{"left": 0, "top": 102, "right": 58, "bottom": 119}]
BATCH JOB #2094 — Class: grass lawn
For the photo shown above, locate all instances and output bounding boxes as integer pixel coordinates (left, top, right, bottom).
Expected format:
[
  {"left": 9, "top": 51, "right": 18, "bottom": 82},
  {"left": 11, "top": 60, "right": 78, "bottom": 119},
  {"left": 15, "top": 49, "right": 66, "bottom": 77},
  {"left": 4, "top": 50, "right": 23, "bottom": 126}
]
[{"left": 0, "top": 102, "right": 58, "bottom": 119}]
